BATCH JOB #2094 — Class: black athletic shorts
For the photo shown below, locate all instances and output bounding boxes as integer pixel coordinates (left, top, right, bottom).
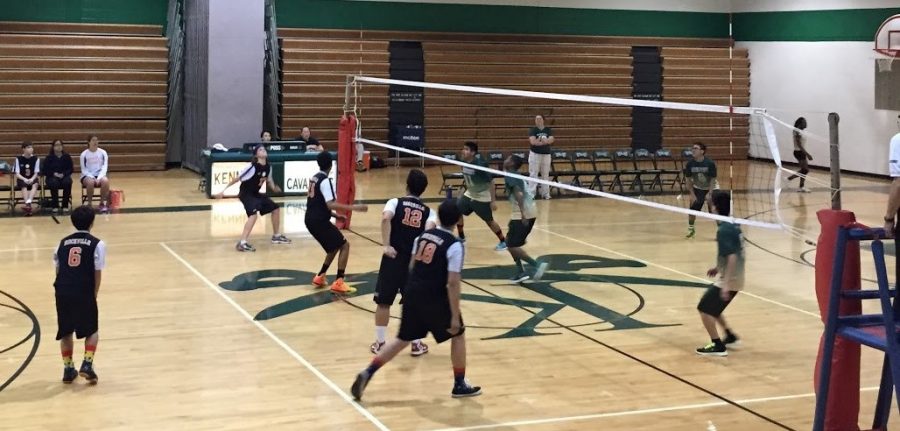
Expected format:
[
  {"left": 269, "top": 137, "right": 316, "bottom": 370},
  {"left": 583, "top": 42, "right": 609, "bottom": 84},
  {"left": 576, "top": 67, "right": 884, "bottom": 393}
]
[
  {"left": 307, "top": 220, "right": 346, "bottom": 253},
  {"left": 55, "top": 293, "right": 98, "bottom": 340},
  {"left": 457, "top": 195, "right": 494, "bottom": 223},
  {"left": 690, "top": 187, "right": 710, "bottom": 211},
  {"left": 16, "top": 179, "right": 37, "bottom": 189},
  {"left": 506, "top": 218, "right": 535, "bottom": 248},
  {"left": 397, "top": 292, "right": 465, "bottom": 344},
  {"left": 793, "top": 150, "right": 807, "bottom": 162},
  {"left": 374, "top": 254, "right": 411, "bottom": 306},
  {"left": 697, "top": 285, "right": 739, "bottom": 318},
  {"left": 239, "top": 193, "right": 277, "bottom": 217}
]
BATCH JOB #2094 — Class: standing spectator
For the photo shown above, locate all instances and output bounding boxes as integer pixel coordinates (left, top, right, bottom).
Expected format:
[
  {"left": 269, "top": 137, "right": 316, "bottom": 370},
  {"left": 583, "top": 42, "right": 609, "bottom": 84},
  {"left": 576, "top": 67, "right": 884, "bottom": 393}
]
[
  {"left": 528, "top": 115, "right": 554, "bottom": 200},
  {"left": 298, "top": 127, "right": 323, "bottom": 152},
  {"left": 80, "top": 135, "right": 111, "bottom": 213},
  {"left": 786, "top": 117, "right": 813, "bottom": 193},
  {"left": 14, "top": 141, "right": 40, "bottom": 216},
  {"left": 884, "top": 115, "right": 900, "bottom": 237},
  {"left": 44, "top": 139, "right": 74, "bottom": 214}
]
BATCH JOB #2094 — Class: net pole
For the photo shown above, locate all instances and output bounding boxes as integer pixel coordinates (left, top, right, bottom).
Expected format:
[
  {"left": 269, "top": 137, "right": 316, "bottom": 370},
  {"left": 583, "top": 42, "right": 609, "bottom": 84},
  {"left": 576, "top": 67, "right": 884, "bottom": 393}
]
[
  {"left": 728, "top": 12, "right": 735, "bottom": 205},
  {"left": 828, "top": 112, "right": 841, "bottom": 210},
  {"left": 343, "top": 75, "right": 355, "bottom": 113}
]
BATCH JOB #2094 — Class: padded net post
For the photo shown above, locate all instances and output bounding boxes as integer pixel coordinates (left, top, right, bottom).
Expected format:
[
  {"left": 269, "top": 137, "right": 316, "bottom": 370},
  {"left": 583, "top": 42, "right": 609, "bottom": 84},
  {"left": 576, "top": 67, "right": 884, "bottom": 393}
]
[{"left": 335, "top": 114, "right": 357, "bottom": 229}]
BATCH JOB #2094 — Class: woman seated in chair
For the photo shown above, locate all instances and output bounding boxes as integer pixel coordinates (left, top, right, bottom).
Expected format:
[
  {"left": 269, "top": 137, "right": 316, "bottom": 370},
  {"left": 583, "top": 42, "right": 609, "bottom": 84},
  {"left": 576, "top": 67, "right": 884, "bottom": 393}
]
[
  {"left": 14, "top": 141, "right": 40, "bottom": 216},
  {"left": 44, "top": 139, "right": 74, "bottom": 214},
  {"left": 80, "top": 135, "right": 111, "bottom": 213}
]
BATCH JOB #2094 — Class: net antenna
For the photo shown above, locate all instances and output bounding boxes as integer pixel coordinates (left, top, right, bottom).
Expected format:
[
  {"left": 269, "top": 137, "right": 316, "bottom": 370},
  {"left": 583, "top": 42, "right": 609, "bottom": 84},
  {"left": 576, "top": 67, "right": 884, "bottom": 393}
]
[{"left": 874, "top": 14, "right": 900, "bottom": 72}]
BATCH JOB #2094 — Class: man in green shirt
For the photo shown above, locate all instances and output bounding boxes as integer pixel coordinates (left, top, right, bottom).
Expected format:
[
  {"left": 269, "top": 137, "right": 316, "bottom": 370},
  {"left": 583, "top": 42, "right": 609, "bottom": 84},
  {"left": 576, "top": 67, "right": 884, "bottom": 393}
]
[
  {"left": 683, "top": 142, "right": 718, "bottom": 239},
  {"left": 528, "top": 115, "right": 554, "bottom": 200},
  {"left": 696, "top": 190, "right": 743, "bottom": 357},
  {"left": 457, "top": 141, "right": 507, "bottom": 251},
  {"left": 504, "top": 155, "right": 549, "bottom": 282}
]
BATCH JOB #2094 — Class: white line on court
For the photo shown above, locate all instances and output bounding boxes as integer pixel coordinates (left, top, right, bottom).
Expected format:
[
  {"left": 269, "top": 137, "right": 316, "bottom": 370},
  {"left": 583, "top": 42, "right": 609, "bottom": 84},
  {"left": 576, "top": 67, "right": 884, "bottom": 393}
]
[
  {"left": 159, "top": 242, "right": 390, "bottom": 431},
  {"left": 535, "top": 227, "right": 821, "bottom": 319},
  {"left": 427, "top": 387, "right": 879, "bottom": 431}
]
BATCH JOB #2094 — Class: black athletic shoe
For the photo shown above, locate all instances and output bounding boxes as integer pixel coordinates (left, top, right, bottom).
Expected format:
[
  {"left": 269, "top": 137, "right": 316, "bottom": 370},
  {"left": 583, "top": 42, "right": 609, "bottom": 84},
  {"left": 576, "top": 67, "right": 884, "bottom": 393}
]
[
  {"left": 451, "top": 379, "right": 482, "bottom": 398},
  {"left": 724, "top": 333, "right": 741, "bottom": 347},
  {"left": 62, "top": 367, "right": 78, "bottom": 384},
  {"left": 79, "top": 362, "right": 98, "bottom": 384},
  {"left": 351, "top": 370, "right": 371, "bottom": 401},
  {"left": 695, "top": 343, "right": 728, "bottom": 357}
]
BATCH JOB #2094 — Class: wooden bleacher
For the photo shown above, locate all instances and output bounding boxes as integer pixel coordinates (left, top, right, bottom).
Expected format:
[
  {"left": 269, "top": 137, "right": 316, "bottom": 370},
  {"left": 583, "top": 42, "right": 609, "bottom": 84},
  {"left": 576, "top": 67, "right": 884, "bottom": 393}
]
[
  {"left": 0, "top": 21, "right": 168, "bottom": 171},
  {"left": 278, "top": 28, "right": 750, "bottom": 161}
]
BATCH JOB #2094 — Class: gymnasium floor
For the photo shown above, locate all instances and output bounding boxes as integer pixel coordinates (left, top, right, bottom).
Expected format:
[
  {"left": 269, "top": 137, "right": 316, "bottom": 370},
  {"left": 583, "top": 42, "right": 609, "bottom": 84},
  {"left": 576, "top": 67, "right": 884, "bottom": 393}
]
[{"left": 0, "top": 163, "right": 895, "bottom": 430}]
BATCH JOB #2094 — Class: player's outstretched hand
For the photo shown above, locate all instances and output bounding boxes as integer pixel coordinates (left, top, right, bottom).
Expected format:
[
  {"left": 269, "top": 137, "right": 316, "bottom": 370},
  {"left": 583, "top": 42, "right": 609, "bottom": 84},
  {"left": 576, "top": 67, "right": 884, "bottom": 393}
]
[
  {"left": 706, "top": 267, "right": 718, "bottom": 278},
  {"left": 383, "top": 246, "right": 397, "bottom": 258},
  {"left": 353, "top": 204, "right": 368, "bottom": 212},
  {"left": 490, "top": 202, "right": 497, "bottom": 211}
]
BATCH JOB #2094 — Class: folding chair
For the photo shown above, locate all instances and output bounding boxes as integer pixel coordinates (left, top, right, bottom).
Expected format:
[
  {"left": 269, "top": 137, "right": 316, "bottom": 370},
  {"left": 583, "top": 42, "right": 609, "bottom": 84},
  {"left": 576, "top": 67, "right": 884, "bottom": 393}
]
[
  {"left": 549, "top": 151, "right": 577, "bottom": 196},
  {"left": 613, "top": 149, "right": 641, "bottom": 194},
  {"left": 590, "top": 150, "right": 619, "bottom": 192},
  {"left": 438, "top": 152, "right": 465, "bottom": 196},
  {"left": 81, "top": 181, "right": 104, "bottom": 206},
  {"left": 0, "top": 161, "right": 12, "bottom": 213},
  {"left": 633, "top": 148, "right": 662, "bottom": 193},
  {"left": 571, "top": 150, "right": 595, "bottom": 189},
  {"left": 655, "top": 149, "right": 683, "bottom": 192}
]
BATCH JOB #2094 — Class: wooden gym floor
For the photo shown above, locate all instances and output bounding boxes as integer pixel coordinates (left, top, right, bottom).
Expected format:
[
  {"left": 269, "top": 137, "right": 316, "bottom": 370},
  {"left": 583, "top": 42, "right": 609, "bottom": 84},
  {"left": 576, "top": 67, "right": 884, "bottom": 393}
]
[{"left": 0, "top": 163, "right": 895, "bottom": 430}]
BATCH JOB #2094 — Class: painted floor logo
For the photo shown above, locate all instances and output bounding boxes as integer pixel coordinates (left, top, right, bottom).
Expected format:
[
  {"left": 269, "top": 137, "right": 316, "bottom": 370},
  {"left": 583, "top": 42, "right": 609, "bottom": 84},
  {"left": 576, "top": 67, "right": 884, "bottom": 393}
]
[{"left": 219, "top": 254, "right": 711, "bottom": 339}]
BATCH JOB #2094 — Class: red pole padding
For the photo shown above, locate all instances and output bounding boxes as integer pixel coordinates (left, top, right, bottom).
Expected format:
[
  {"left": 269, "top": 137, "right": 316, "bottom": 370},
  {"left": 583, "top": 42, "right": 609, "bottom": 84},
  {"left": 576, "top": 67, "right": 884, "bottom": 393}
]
[
  {"left": 335, "top": 114, "right": 357, "bottom": 229},
  {"left": 814, "top": 209, "right": 862, "bottom": 431}
]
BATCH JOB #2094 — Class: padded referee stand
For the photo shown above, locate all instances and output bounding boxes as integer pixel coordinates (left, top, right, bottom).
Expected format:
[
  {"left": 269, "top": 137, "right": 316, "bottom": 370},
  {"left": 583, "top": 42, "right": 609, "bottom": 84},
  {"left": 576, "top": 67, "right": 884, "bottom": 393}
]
[{"left": 813, "top": 212, "right": 899, "bottom": 431}]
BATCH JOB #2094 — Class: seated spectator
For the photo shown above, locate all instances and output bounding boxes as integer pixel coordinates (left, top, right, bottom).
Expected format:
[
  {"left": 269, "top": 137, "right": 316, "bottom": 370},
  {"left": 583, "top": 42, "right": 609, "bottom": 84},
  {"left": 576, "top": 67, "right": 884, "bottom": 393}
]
[
  {"left": 80, "top": 135, "right": 111, "bottom": 213},
  {"left": 14, "top": 141, "right": 40, "bottom": 216},
  {"left": 261, "top": 131, "right": 272, "bottom": 142},
  {"left": 298, "top": 127, "right": 323, "bottom": 152},
  {"left": 44, "top": 139, "right": 74, "bottom": 214}
]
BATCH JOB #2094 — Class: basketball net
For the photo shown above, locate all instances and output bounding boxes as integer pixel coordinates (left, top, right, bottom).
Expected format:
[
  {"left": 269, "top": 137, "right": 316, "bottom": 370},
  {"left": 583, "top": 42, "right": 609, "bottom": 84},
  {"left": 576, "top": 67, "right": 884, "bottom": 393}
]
[{"left": 875, "top": 51, "right": 897, "bottom": 72}]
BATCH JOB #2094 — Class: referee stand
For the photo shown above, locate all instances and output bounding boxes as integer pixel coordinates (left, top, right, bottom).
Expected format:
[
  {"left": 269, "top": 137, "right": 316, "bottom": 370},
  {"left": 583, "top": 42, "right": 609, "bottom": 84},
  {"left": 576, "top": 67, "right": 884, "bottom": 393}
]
[{"left": 813, "top": 212, "right": 898, "bottom": 431}]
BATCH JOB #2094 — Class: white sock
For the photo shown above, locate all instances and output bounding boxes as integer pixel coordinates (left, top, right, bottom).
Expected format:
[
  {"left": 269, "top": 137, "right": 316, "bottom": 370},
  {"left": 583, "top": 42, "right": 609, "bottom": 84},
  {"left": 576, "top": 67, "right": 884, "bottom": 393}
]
[
  {"left": 25, "top": 199, "right": 31, "bottom": 204},
  {"left": 375, "top": 326, "right": 387, "bottom": 343},
  {"left": 240, "top": 240, "right": 247, "bottom": 245}
]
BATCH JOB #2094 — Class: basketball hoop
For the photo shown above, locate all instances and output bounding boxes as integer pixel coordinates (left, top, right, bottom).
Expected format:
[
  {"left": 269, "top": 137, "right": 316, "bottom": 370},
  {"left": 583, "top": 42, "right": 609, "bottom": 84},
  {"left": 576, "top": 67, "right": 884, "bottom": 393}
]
[{"left": 874, "top": 14, "right": 900, "bottom": 72}]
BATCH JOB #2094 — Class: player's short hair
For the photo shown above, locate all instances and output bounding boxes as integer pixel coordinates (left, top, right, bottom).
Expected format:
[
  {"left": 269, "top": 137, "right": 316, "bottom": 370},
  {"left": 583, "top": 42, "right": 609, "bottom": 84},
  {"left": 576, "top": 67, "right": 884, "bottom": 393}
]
[
  {"left": 406, "top": 169, "right": 428, "bottom": 197},
  {"left": 71, "top": 205, "right": 95, "bottom": 231},
  {"left": 710, "top": 190, "right": 731, "bottom": 217},
  {"left": 463, "top": 141, "right": 478, "bottom": 153},
  {"left": 794, "top": 117, "right": 807, "bottom": 129},
  {"left": 86, "top": 134, "right": 98, "bottom": 143},
  {"left": 21, "top": 141, "right": 32, "bottom": 149},
  {"left": 507, "top": 154, "right": 524, "bottom": 171},
  {"left": 438, "top": 199, "right": 462, "bottom": 228},
  {"left": 316, "top": 151, "right": 332, "bottom": 171},
  {"left": 692, "top": 142, "right": 706, "bottom": 153}
]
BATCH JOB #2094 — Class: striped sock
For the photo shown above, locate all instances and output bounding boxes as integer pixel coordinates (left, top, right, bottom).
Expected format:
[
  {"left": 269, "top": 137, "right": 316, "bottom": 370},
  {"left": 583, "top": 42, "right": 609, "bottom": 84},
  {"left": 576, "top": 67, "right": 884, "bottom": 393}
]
[
  {"left": 84, "top": 344, "right": 97, "bottom": 364},
  {"left": 62, "top": 350, "right": 74, "bottom": 369}
]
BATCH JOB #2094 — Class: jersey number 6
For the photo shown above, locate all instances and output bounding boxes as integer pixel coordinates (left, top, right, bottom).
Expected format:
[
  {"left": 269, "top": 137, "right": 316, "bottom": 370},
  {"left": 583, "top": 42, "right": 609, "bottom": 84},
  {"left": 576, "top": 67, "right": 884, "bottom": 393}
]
[{"left": 68, "top": 247, "right": 82, "bottom": 267}]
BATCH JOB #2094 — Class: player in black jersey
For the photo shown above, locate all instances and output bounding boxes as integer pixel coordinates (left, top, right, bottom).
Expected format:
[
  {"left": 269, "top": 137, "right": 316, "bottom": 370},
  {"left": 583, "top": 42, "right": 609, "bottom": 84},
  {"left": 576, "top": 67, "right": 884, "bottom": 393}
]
[
  {"left": 216, "top": 144, "right": 291, "bottom": 251},
  {"left": 352, "top": 200, "right": 482, "bottom": 400},
  {"left": 54, "top": 206, "right": 105, "bottom": 384},
  {"left": 305, "top": 151, "right": 368, "bottom": 293},
  {"left": 370, "top": 169, "right": 437, "bottom": 356}
]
